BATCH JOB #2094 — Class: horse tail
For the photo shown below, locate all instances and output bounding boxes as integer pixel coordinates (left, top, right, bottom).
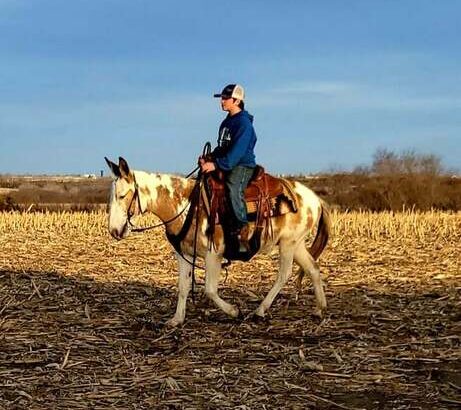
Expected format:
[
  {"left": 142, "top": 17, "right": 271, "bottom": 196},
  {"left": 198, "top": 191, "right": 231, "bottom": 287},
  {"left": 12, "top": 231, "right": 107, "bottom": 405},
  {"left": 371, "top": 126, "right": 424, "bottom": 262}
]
[{"left": 309, "top": 199, "right": 331, "bottom": 260}]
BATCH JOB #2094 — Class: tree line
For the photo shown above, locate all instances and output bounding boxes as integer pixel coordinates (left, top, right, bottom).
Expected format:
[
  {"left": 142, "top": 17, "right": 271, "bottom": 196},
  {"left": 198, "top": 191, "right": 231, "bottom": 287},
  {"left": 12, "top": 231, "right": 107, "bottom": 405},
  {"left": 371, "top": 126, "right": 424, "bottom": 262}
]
[{"left": 300, "top": 148, "right": 460, "bottom": 211}]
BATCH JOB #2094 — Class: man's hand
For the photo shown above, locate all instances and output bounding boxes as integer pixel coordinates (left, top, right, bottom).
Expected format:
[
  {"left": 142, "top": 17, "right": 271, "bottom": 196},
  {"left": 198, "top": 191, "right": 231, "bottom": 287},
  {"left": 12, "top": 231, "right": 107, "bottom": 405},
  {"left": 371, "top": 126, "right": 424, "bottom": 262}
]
[{"left": 200, "top": 161, "right": 216, "bottom": 173}]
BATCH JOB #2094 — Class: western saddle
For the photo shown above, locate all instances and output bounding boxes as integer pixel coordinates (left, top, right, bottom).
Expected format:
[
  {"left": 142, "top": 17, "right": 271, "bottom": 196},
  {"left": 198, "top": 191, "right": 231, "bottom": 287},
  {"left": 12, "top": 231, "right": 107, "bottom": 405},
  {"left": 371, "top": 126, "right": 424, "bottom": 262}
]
[{"left": 202, "top": 165, "right": 298, "bottom": 261}]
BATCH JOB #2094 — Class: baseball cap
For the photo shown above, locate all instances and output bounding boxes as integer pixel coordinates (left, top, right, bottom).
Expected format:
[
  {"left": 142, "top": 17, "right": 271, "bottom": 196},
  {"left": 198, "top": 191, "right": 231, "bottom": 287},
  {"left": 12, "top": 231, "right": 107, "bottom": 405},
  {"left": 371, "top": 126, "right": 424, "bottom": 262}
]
[{"left": 213, "top": 84, "right": 245, "bottom": 101}]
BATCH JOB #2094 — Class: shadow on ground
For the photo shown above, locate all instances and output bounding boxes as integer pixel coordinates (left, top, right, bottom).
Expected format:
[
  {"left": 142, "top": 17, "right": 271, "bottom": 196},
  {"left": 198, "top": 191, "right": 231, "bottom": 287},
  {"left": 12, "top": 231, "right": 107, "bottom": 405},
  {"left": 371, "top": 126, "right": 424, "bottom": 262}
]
[{"left": 0, "top": 269, "right": 459, "bottom": 409}]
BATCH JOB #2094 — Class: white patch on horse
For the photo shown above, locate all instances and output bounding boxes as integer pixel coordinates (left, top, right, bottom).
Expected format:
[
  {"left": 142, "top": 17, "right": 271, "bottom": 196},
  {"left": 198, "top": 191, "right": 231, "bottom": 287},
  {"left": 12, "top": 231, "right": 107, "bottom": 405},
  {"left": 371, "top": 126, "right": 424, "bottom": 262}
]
[
  {"left": 108, "top": 180, "right": 129, "bottom": 238},
  {"left": 157, "top": 174, "right": 175, "bottom": 195},
  {"left": 294, "top": 181, "right": 321, "bottom": 223},
  {"left": 176, "top": 197, "right": 191, "bottom": 216}
]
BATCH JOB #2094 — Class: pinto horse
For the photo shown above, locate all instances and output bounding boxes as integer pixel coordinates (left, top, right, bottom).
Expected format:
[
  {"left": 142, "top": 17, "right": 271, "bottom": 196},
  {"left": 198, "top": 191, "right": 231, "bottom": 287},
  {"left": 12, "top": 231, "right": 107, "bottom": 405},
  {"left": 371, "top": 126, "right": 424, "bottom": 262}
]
[{"left": 105, "top": 157, "right": 331, "bottom": 327}]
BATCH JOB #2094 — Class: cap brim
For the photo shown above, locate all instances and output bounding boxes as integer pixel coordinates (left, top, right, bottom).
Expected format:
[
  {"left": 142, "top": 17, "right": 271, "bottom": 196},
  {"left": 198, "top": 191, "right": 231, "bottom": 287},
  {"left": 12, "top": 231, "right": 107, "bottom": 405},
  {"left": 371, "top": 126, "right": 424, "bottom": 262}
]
[{"left": 213, "top": 93, "right": 222, "bottom": 98}]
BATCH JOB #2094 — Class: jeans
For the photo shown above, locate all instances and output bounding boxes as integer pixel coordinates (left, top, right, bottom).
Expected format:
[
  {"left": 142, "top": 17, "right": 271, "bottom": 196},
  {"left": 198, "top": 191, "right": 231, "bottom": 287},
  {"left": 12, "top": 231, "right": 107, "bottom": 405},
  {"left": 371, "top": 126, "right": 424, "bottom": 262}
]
[{"left": 225, "top": 165, "right": 255, "bottom": 227}]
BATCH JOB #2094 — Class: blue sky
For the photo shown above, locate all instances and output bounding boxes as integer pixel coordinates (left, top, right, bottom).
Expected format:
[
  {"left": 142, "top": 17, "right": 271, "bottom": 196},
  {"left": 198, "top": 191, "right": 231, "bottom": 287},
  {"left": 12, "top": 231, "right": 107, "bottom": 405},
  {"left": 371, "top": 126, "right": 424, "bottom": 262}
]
[{"left": 1, "top": 0, "right": 460, "bottom": 175}]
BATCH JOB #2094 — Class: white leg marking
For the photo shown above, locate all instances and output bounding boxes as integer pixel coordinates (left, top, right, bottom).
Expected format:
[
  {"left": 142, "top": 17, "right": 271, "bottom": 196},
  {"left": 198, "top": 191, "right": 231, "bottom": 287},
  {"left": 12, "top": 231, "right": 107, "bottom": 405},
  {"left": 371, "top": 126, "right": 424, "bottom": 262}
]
[
  {"left": 255, "top": 241, "right": 296, "bottom": 317},
  {"left": 204, "top": 252, "right": 240, "bottom": 318},
  {"left": 294, "top": 242, "right": 327, "bottom": 317},
  {"left": 166, "top": 252, "right": 192, "bottom": 327}
]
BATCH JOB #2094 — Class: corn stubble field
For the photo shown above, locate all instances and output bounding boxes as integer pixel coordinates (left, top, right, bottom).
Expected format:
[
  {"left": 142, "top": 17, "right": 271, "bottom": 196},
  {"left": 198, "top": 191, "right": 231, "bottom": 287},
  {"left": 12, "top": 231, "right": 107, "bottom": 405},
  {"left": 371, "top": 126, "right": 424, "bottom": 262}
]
[{"left": 0, "top": 210, "right": 460, "bottom": 409}]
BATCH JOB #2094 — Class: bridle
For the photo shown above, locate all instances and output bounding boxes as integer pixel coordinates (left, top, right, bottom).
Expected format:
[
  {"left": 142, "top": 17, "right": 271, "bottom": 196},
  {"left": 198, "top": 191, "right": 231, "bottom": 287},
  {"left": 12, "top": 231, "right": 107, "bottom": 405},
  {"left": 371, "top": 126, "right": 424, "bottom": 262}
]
[
  {"left": 125, "top": 142, "right": 210, "bottom": 233},
  {"left": 120, "top": 143, "right": 213, "bottom": 295}
]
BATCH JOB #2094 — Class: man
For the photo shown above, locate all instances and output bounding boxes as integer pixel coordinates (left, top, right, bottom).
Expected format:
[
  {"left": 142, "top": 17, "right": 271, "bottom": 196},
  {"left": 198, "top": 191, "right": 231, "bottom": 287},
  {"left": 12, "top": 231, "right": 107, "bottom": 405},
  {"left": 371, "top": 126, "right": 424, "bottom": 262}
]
[{"left": 200, "top": 84, "right": 257, "bottom": 249}]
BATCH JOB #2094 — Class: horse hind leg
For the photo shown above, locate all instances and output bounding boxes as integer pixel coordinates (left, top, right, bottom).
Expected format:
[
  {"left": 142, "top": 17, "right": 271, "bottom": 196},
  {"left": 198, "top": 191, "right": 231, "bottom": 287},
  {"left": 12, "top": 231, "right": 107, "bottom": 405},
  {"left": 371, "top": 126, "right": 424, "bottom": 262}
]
[
  {"left": 254, "top": 241, "right": 296, "bottom": 318},
  {"left": 294, "top": 242, "right": 327, "bottom": 318}
]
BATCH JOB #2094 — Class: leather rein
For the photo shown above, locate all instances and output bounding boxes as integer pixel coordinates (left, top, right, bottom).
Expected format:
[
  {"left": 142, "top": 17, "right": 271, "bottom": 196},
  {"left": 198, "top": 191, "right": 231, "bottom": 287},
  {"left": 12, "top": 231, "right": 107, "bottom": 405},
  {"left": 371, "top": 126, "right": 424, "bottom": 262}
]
[
  {"left": 124, "top": 143, "right": 212, "bottom": 285},
  {"left": 126, "top": 145, "right": 209, "bottom": 233},
  {"left": 126, "top": 175, "right": 193, "bottom": 233}
]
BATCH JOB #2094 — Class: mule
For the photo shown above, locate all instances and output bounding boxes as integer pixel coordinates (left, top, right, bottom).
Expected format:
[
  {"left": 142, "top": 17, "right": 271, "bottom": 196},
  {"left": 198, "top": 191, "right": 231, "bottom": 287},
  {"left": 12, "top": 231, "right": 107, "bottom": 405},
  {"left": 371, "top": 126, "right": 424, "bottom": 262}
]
[{"left": 105, "top": 157, "right": 331, "bottom": 327}]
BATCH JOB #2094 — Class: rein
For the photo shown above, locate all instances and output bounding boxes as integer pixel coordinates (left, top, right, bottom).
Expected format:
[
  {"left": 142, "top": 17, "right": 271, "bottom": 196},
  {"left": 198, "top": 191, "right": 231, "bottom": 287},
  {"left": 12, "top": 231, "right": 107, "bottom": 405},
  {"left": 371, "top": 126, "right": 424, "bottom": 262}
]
[
  {"left": 126, "top": 176, "right": 191, "bottom": 233},
  {"left": 127, "top": 142, "right": 211, "bottom": 233},
  {"left": 125, "top": 143, "right": 213, "bottom": 291}
]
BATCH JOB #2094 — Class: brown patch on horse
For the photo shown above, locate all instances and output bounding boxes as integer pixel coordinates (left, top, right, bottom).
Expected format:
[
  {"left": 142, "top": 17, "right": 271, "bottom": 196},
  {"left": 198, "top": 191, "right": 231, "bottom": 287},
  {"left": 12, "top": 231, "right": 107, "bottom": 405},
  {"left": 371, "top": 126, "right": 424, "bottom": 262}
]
[
  {"left": 140, "top": 186, "right": 151, "bottom": 196},
  {"left": 156, "top": 179, "right": 200, "bottom": 242},
  {"left": 155, "top": 184, "right": 181, "bottom": 233},
  {"left": 287, "top": 193, "right": 304, "bottom": 226},
  {"left": 122, "top": 189, "right": 136, "bottom": 213},
  {"left": 156, "top": 185, "right": 173, "bottom": 216},
  {"left": 123, "top": 172, "right": 134, "bottom": 184},
  {"left": 171, "top": 177, "right": 194, "bottom": 205},
  {"left": 306, "top": 207, "right": 314, "bottom": 231}
]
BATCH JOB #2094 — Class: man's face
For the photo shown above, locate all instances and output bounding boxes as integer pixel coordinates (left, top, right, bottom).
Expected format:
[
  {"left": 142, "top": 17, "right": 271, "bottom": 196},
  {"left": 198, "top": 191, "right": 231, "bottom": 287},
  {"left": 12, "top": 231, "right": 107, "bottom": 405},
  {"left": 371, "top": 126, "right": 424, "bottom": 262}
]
[{"left": 220, "top": 96, "right": 239, "bottom": 112}]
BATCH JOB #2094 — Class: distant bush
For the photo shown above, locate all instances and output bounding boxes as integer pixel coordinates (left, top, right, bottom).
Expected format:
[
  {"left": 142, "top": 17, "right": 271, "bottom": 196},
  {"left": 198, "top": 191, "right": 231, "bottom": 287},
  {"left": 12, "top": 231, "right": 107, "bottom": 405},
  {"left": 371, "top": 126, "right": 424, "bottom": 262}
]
[
  {"left": 297, "top": 148, "right": 461, "bottom": 211},
  {"left": 0, "top": 177, "right": 111, "bottom": 212},
  {"left": 12, "top": 181, "right": 110, "bottom": 205},
  {"left": 299, "top": 174, "right": 461, "bottom": 211},
  {"left": 369, "top": 148, "right": 445, "bottom": 176},
  {"left": 0, "top": 196, "right": 19, "bottom": 211},
  {"left": 0, "top": 177, "right": 20, "bottom": 189}
]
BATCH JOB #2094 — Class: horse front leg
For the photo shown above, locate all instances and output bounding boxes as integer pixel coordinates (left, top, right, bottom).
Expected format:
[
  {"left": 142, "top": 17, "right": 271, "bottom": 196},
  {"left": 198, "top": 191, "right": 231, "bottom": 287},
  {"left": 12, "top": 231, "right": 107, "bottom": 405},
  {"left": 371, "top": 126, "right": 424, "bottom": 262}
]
[
  {"left": 254, "top": 241, "right": 296, "bottom": 318},
  {"left": 204, "top": 251, "right": 240, "bottom": 318},
  {"left": 166, "top": 252, "right": 193, "bottom": 327}
]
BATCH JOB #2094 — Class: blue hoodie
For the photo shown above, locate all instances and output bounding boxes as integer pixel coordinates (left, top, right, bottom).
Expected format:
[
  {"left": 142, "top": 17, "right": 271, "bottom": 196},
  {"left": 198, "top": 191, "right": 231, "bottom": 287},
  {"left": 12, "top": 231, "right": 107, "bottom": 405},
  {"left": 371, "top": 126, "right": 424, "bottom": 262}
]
[{"left": 214, "top": 110, "right": 257, "bottom": 171}]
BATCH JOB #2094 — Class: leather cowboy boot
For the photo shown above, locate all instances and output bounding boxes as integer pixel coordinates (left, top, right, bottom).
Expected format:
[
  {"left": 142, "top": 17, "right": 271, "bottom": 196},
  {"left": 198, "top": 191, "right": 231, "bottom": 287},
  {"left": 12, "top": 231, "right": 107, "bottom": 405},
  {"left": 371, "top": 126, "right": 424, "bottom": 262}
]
[{"left": 238, "top": 223, "right": 250, "bottom": 252}]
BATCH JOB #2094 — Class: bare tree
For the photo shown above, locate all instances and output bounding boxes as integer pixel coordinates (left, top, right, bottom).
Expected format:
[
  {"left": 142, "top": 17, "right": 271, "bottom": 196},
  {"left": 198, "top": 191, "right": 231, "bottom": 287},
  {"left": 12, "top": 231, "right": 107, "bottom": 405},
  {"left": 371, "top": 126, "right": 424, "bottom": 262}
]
[
  {"left": 372, "top": 148, "right": 401, "bottom": 175},
  {"left": 372, "top": 148, "right": 444, "bottom": 176}
]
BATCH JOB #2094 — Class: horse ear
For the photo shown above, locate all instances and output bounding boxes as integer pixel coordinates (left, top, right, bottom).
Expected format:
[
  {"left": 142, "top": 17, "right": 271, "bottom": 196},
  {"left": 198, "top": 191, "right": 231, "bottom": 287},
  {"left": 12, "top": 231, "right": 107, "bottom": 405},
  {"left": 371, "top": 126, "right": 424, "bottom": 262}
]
[
  {"left": 118, "top": 157, "right": 131, "bottom": 178},
  {"left": 105, "top": 157, "right": 121, "bottom": 178}
]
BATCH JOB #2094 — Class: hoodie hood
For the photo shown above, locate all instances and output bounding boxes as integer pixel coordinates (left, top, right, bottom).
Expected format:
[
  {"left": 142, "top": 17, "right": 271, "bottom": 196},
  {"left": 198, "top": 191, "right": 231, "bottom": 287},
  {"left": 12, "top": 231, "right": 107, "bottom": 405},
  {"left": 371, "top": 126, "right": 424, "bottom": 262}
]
[{"left": 228, "top": 110, "right": 254, "bottom": 123}]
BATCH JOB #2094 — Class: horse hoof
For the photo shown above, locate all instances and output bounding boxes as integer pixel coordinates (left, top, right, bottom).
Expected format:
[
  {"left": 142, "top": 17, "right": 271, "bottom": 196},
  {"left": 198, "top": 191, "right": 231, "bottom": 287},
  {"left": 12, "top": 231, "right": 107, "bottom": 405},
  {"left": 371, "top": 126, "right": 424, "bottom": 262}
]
[
  {"left": 243, "top": 310, "right": 267, "bottom": 323},
  {"left": 235, "top": 307, "right": 244, "bottom": 320},
  {"left": 165, "top": 317, "right": 182, "bottom": 328},
  {"left": 313, "top": 307, "right": 326, "bottom": 319},
  {"left": 229, "top": 305, "right": 241, "bottom": 319}
]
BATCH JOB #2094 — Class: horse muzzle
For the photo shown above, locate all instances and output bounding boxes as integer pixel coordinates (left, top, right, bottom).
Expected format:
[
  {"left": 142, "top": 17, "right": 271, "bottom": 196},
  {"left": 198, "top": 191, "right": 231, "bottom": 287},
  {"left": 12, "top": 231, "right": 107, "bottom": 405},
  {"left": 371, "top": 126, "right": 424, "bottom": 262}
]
[{"left": 110, "top": 223, "right": 130, "bottom": 240}]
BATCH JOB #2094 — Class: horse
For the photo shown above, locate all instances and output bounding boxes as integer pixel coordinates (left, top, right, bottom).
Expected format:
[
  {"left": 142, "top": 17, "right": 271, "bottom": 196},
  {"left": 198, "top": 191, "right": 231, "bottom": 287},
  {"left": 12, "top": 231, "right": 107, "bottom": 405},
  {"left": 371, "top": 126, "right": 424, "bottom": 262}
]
[{"left": 105, "top": 157, "right": 331, "bottom": 327}]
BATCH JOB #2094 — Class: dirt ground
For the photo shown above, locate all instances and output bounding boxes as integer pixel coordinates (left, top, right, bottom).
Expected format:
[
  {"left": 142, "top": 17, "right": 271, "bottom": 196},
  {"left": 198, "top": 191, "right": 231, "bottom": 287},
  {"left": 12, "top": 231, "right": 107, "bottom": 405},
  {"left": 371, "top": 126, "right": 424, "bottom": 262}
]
[{"left": 0, "top": 213, "right": 460, "bottom": 409}]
